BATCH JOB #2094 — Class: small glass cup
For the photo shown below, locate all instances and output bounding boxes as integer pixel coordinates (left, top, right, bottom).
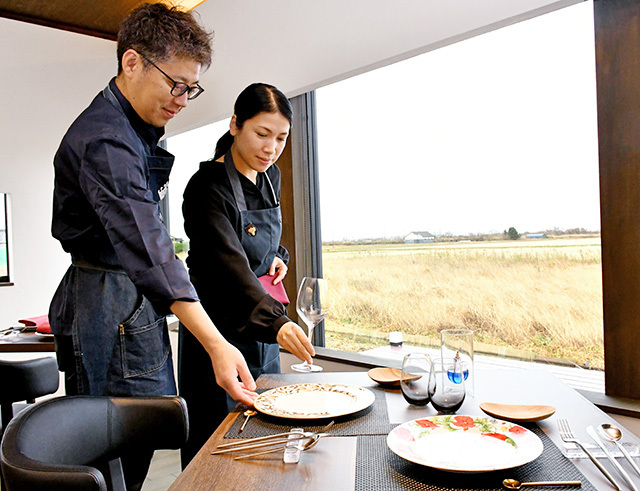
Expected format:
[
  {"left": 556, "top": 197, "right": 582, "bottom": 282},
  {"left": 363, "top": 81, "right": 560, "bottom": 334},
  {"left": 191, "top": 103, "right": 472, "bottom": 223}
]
[
  {"left": 389, "top": 331, "right": 403, "bottom": 348},
  {"left": 429, "top": 357, "right": 466, "bottom": 414},
  {"left": 440, "top": 328, "right": 474, "bottom": 396},
  {"left": 400, "top": 353, "right": 432, "bottom": 407}
]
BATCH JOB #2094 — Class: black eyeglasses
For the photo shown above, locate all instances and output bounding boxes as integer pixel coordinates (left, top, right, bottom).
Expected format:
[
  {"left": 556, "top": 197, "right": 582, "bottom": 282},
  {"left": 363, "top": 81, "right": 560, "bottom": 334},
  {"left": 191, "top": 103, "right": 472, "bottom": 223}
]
[{"left": 140, "top": 53, "right": 204, "bottom": 100}]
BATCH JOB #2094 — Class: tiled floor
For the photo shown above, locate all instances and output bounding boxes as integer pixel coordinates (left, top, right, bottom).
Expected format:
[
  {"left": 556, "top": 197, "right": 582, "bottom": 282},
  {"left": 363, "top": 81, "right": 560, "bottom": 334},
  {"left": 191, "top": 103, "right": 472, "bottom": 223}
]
[{"left": 143, "top": 449, "right": 181, "bottom": 491}]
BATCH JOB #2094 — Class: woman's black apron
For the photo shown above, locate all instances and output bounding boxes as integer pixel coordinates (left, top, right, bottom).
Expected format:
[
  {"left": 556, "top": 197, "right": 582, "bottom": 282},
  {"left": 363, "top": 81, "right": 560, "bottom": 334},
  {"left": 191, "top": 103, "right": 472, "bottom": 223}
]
[
  {"left": 222, "top": 151, "right": 282, "bottom": 376},
  {"left": 177, "top": 153, "right": 286, "bottom": 467}
]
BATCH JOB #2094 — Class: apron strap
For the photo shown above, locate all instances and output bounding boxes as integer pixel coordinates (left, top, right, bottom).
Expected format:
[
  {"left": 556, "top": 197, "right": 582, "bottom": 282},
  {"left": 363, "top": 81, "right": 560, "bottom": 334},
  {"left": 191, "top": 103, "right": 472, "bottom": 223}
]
[
  {"left": 224, "top": 151, "right": 279, "bottom": 211},
  {"left": 224, "top": 152, "right": 247, "bottom": 212},
  {"left": 263, "top": 172, "right": 279, "bottom": 206}
]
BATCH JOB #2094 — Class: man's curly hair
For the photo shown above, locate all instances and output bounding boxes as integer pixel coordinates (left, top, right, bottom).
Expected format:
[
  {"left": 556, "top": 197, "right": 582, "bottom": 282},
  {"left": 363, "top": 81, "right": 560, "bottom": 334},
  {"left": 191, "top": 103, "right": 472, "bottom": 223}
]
[{"left": 117, "top": 3, "right": 213, "bottom": 73}]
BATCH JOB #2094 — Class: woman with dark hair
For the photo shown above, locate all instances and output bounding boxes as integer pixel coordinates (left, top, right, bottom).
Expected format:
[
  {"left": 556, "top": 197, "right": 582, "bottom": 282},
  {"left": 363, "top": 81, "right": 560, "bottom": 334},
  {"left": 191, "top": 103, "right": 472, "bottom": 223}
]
[{"left": 179, "top": 83, "right": 315, "bottom": 466}]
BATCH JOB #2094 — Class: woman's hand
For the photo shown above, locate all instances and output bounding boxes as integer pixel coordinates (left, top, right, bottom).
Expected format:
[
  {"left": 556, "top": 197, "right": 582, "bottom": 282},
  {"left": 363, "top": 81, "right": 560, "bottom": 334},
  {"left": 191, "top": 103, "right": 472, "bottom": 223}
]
[
  {"left": 268, "top": 256, "right": 288, "bottom": 284},
  {"left": 276, "top": 321, "right": 315, "bottom": 364}
]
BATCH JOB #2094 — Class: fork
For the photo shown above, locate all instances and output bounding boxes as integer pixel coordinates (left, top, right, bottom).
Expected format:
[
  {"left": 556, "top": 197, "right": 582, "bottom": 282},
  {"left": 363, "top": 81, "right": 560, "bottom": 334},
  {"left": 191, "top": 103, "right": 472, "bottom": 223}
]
[{"left": 557, "top": 419, "right": 623, "bottom": 490}]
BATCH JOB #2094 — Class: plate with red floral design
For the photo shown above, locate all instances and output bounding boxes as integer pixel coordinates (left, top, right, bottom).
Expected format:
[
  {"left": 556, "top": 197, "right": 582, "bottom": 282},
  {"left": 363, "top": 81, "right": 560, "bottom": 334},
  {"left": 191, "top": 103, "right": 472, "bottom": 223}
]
[{"left": 387, "top": 415, "right": 543, "bottom": 472}]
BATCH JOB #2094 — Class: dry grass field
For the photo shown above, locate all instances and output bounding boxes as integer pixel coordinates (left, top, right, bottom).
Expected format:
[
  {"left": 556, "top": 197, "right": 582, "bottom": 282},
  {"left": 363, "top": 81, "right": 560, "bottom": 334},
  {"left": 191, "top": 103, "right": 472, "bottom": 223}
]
[{"left": 321, "top": 236, "right": 604, "bottom": 369}]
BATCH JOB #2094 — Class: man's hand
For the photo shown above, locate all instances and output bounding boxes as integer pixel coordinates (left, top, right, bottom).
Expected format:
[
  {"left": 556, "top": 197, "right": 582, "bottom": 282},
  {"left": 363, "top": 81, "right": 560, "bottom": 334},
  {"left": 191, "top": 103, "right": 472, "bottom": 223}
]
[
  {"left": 170, "top": 300, "right": 257, "bottom": 406},
  {"left": 210, "top": 341, "right": 257, "bottom": 406},
  {"left": 276, "top": 321, "right": 315, "bottom": 364}
]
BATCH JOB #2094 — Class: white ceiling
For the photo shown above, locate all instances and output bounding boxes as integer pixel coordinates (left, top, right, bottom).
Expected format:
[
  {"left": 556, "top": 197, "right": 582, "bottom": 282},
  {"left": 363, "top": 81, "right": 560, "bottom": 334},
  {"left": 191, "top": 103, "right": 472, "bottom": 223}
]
[
  {"left": 1, "top": 0, "right": 583, "bottom": 142},
  {"left": 168, "top": 0, "right": 582, "bottom": 136}
]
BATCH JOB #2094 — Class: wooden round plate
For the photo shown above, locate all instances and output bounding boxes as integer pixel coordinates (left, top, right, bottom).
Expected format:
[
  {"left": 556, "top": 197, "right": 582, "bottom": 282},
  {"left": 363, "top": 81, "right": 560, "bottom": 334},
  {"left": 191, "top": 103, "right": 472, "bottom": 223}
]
[
  {"left": 368, "top": 367, "right": 403, "bottom": 385},
  {"left": 368, "top": 367, "right": 421, "bottom": 386},
  {"left": 479, "top": 402, "right": 556, "bottom": 423}
]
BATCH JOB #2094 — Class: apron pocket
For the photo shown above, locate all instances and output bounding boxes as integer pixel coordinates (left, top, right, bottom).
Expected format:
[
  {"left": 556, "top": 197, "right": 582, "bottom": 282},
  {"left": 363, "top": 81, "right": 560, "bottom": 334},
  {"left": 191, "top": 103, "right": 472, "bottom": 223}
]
[{"left": 119, "top": 297, "right": 169, "bottom": 378}]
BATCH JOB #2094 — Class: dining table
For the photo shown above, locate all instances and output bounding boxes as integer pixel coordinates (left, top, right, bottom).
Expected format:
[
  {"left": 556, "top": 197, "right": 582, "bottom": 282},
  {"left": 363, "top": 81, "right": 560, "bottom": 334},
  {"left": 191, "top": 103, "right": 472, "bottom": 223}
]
[
  {"left": 169, "top": 369, "right": 640, "bottom": 491},
  {"left": 0, "top": 329, "right": 55, "bottom": 352}
]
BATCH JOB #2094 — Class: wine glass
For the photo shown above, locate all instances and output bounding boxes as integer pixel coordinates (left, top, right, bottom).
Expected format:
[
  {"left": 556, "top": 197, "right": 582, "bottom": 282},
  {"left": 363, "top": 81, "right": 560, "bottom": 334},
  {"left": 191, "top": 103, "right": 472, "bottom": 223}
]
[
  {"left": 291, "top": 277, "right": 329, "bottom": 372},
  {"left": 400, "top": 353, "right": 432, "bottom": 406}
]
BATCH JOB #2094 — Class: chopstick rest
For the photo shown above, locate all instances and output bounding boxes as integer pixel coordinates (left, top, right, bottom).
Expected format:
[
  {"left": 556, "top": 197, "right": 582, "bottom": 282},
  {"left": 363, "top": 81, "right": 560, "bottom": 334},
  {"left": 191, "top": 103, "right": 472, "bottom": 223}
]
[
  {"left": 561, "top": 441, "right": 640, "bottom": 459},
  {"left": 283, "top": 427, "right": 304, "bottom": 463}
]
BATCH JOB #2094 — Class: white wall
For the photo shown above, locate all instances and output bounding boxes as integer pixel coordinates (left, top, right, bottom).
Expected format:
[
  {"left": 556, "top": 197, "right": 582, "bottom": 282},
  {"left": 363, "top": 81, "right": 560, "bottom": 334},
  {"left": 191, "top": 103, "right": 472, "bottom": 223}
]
[
  {"left": 0, "top": 0, "right": 580, "bottom": 328},
  {"left": 0, "top": 18, "right": 114, "bottom": 328}
]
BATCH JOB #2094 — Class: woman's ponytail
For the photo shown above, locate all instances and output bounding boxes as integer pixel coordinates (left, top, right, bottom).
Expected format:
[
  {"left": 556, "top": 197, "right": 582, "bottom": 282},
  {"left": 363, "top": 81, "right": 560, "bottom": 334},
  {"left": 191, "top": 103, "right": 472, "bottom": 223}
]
[{"left": 213, "top": 131, "right": 234, "bottom": 161}]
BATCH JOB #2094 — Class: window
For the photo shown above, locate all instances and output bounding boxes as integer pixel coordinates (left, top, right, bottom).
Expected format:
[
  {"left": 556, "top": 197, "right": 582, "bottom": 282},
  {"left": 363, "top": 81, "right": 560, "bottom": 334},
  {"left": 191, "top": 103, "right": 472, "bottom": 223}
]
[
  {"left": 166, "top": 118, "right": 231, "bottom": 248},
  {"left": 313, "top": 3, "right": 601, "bottom": 372},
  {"left": 164, "top": 2, "right": 602, "bottom": 386}
]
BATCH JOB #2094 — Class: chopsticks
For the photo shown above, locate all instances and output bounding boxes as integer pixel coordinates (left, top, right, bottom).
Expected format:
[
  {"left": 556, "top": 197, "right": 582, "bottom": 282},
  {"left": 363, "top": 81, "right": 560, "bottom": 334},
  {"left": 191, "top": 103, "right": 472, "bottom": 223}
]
[
  {"left": 212, "top": 421, "right": 334, "bottom": 460},
  {"left": 211, "top": 431, "right": 309, "bottom": 454}
]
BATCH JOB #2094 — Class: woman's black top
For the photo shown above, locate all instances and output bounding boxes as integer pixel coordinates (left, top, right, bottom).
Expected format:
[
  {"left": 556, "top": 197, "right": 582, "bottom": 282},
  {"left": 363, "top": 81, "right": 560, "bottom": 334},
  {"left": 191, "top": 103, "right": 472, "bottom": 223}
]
[{"left": 182, "top": 160, "right": 290, "bottom": 344}]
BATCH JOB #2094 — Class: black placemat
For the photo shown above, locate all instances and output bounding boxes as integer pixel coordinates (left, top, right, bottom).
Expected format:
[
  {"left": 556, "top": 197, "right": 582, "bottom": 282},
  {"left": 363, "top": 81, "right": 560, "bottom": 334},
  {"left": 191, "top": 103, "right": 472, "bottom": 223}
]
[
  {"left": 355, "top": 425, "right": 597, "bottom": 491},
  {"left": 224, "top": 386, "right": 394, "bottom": 438}
]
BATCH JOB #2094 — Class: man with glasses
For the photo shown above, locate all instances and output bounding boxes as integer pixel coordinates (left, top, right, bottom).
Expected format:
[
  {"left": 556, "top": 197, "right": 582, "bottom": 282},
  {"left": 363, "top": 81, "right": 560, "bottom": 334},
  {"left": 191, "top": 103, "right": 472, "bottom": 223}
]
[{"left": 49, "top": 4, "right": 256, "bottom": 488}]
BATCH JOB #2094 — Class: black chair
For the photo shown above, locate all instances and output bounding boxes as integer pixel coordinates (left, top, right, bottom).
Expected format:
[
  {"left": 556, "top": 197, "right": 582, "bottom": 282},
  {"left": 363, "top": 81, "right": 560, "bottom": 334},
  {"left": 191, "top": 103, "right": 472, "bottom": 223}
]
[
  {"left": 0, "top": 395, "right": 189, "bottom": 491},
  {"left": 0, "top": 357, "right": 60, "bottom": 436}
]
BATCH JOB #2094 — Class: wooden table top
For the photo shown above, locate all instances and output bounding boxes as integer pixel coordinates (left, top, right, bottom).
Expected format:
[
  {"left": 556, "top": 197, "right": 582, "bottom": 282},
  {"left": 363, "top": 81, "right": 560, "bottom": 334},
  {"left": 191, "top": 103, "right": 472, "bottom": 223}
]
[
  {"left": 0, "top": 330, "right": 55, "bottom": 352},
  {"left": 170, "top": 369, "right": 640, "bottom": 491}
]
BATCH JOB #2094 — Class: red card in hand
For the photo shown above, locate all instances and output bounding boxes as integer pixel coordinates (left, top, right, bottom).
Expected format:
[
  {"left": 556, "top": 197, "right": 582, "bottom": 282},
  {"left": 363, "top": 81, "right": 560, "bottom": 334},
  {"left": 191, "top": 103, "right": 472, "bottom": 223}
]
[{"left": 257, "top": 275, "right": 290, "bottom": 305}]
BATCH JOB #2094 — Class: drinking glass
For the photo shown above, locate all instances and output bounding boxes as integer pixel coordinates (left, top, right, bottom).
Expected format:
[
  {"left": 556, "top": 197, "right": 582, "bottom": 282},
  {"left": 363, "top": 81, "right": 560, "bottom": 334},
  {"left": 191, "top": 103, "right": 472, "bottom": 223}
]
[
  {"left": 440, "top": 328, "right": 474, "bottom": 396},
  {"left": 291, "top": 277, "right": 328, "bottom": 372},
  {"left": 400, "top": 353, "right": 432, "bottom": 406},
  {"left": 429, "top": 357, "right": 466, "bottom": 414}
]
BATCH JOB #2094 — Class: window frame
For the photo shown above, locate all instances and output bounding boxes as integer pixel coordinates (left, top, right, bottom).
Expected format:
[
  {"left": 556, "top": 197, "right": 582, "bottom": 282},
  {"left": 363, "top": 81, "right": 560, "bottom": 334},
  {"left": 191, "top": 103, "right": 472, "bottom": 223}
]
[
  {"left": 289, "top": 91, "right": 326, "bottom": 345},
  {"left": 0, "top": 193, "right": 13, "bottom": 286}
]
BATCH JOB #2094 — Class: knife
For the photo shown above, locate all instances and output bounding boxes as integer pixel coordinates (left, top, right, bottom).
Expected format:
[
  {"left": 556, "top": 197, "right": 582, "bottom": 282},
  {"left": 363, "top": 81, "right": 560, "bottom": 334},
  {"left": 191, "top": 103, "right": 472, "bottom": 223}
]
[{"left": 587, "top": 425, "right": 639, "bottom": 491}]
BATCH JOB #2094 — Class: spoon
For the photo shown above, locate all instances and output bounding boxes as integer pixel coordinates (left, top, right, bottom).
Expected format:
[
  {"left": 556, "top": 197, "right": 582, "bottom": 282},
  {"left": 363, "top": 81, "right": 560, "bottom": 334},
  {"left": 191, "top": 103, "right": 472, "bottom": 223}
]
[
  {"left": 598, "top": 423, "right": 640, "bottom": 477},
  {"left": 502, "top": 478, "right": 581, "bottom": 489},
  {"left": 238, "top": 409, "right": 256, "bottom": 433}
]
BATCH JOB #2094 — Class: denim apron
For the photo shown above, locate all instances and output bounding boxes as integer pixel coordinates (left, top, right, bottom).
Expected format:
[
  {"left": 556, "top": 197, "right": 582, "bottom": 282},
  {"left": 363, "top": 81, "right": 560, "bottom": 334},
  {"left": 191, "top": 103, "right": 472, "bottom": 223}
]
[
  {"left": 223, "top": 151, "right": 282, "bottom": 375},
  {"left": 51, "top": 85, "right": 177, "bottom": 397}
]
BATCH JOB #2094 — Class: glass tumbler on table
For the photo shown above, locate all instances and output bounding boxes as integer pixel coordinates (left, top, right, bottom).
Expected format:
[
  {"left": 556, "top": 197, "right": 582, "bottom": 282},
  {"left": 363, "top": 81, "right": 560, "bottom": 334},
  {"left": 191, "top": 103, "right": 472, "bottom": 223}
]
[
  {"left": 291, "top": 277, "right": 329, "bottom": 372},
  {"left": 429, "top": 356, "right": 466, "bottom": 414},
  {"left": 440, "top": 328, "right": 474, "bottom": 396},
  {"left": 400, "top": 353, "right": 432, "bottom": 406}
]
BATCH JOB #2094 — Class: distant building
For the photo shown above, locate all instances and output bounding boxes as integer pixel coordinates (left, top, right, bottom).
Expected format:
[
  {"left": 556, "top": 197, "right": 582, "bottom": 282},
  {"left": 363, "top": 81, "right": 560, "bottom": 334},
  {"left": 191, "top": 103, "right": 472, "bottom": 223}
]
[
  {"left": 404, "top": 231, "right": 435, "bottom": 243},
  {"left": 525, "top": 233, "right": 547, "bottom": 239}
]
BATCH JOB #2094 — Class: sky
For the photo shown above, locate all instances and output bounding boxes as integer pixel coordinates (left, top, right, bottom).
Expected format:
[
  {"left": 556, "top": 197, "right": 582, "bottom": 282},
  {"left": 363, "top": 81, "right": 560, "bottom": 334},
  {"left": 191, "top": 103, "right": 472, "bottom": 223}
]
[{"left": 168, "top": 1, "right": 599, "bottom": 242}]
